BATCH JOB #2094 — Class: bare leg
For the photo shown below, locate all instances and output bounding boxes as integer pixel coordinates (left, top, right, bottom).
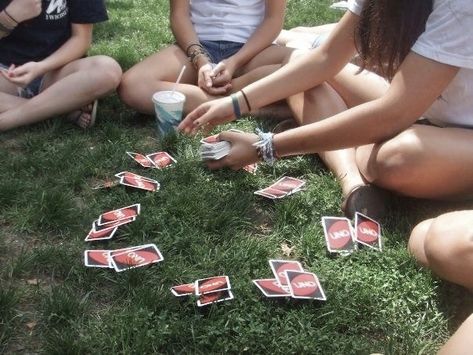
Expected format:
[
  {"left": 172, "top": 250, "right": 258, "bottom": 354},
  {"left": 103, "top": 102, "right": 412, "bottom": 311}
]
[
  {"left": 119, "top": 45, "right": 218, "bottom": 115},
  {"left": 0, "top": 76, "right": 27, "bottom": 113},
  {"left": 357, "top": 125, "right": 473, "bottom": 199},
  {"left": 439, "top": 314, "right": 473, "bottom": 355},
  {"left": 0, "top": 56, "right": 122, "bottom": 132},
  {"left": 408, "top": 211, "right": 473, "bottom": 290}
]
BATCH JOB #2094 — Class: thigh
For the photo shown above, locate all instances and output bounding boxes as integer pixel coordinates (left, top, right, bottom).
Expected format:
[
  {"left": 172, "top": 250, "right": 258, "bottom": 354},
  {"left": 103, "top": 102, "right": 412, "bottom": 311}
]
[
  {"left": 358, "top": 124, "right": 473, "bottom": 199},
  {"left": 0, "top": 74, "right": 19, "bottom": 95},
  {"left": 121, "top": 45, "right": 198, "bottom": 84},
  {"left": 238, "top": 45, "right": 294, "bottom": 75},
  {"left": 329, "top": 63, "right": 389, "bottom": 108}
]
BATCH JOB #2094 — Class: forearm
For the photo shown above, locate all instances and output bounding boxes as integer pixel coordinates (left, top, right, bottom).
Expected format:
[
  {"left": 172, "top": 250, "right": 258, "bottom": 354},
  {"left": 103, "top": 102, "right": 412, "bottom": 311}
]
[
  {"left": 228, "top": 16, "right": 283, "bottom": 70},
  {"left": 38, "top": 33, "right": 90, "bottom": 74},
  {"left": 273, "top": 97, "right": 415, "bottom": 157}
]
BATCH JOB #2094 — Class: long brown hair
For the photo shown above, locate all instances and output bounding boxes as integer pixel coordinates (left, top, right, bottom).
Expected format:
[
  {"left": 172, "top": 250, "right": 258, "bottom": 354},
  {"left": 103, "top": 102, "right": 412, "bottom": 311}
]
[{"left": 355, "top": 0, "right": 433, "bottom": 81}]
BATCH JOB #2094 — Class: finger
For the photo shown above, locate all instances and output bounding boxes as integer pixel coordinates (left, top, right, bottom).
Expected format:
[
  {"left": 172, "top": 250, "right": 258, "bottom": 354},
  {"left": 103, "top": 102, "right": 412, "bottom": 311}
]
[
  {"left": 203, "top": 70, "right": 213, "bottom": 88},
  {"left": 7, "top": 64, "right": 15, "bottom": 77},
  {"left": 12, "top": 66, "right": 28, "bottom": 76},
  {"left": 205, "top": 85, "right": 230, "bottom": 96},
  {"left": 218, "top": 130, "right": 241, "bottom": 143},
  {"left": 178, "top": 105, "right": 208, "bottom": 130},
  {"left": 212, "top": 74, "right": 230, "bottom": 87},
  {"left": 211, "top": 62, "right": 225, "bottom": 76}
]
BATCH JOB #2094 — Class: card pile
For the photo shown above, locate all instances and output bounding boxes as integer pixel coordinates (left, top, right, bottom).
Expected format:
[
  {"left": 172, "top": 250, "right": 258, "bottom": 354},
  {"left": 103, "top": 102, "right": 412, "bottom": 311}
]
[
  {"left": 85, "top": 203, "right": 140, "bottom": 242},
  {"left": 84, "top": 243, "right": 164, "bottom": 272},
  {"left": 171, "top": 275, "right": 234, "bottom": 307},
  {"left": 253, "top": 260, "right": 326, "bottom": 301},
  {"left": 115, "top": 171, "right": 160, "bottom": 192},
  {"left": 200, "top": 135, "right": 231, "bottom": 161},
  {"left": 127, "top": 151, "right": 177, "bottom": 169},
  {"left": 321, "top": 212, "right": 382, "bottom": 254},
  {"left": 254, "top": 177, "right": 306, "bottom": 199}
]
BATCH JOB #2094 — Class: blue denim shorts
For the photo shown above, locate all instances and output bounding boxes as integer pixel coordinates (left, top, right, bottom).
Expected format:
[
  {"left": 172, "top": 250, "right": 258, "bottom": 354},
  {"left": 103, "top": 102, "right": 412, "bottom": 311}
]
[
  {"left": 0, "top": 62, "right": 44, "bottom": 98},
  {"left": 200, "top": 40, "right": 244, "bottom": 63}
]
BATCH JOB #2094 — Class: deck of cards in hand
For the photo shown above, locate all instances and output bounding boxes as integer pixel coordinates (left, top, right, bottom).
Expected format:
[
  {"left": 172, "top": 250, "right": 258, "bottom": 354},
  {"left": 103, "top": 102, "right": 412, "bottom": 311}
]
[
  {"left": 200, "top": 135, "right": 231, "bottom": 161},
  {"left": 84, "top": 244, "right": 164, "bottom": 272},
  {"left": 253, "top": 260, "right": 326, "bottom": 301},
  {"left": 321, "top": 212, "right": 382, "bottom": 254},
  {"left": 85, "top": 203, "right": 141, "bottom": 241},
  {"left": 254, "top": 177, "right": 306, "bottom": 199},
  {"left": 171, "top": 276, "right": 234, "bottom": 307}
]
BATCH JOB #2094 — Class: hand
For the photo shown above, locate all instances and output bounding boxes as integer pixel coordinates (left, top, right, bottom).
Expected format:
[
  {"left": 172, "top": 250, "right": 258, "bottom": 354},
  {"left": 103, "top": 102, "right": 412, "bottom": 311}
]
[
  {"left": 211, "top": 60, "right": 236, "bottom": 88},
  {"left": 1, "top": 62, "right": 45, "bottom": 87},
  {"left": 178, "top": 96, "right": 236, "bottom": 135},
  {"left": 5, "top": 0, "right": 42, "bottom": 23},
  {"left": 198, "top": 63, "right": 231, "bottom": 95},
  {"left": 206, "top": 131, "right": 260, "bottom": 170}
]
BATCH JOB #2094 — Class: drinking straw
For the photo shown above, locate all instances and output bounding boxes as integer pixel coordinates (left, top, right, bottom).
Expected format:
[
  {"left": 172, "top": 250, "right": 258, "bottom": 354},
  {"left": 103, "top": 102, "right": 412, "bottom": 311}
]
[{"left": 171, "top": 65, "right": 186, "bottom": 98}]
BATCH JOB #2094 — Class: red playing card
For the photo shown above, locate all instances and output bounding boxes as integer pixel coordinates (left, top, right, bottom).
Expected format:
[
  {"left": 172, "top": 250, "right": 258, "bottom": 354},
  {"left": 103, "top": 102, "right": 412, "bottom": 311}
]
[
  {"left": 170, "top": 283, "right": 195, "bottom": 297},
  {"left": 98, "top": 203, "right": 141, "bottom": 226},
  {"left": 84, "top": 250, "right": 112, "bottom": 268},
  {"left": 285, "top": 270, "right": 326, "bottom": 301},
  {"left": 201, "top": 134, "right": 219, "bottom": 144},
  {"left": 253, "top": 279, "right": 290, "bottom": 297},
  {"left": 355, "top": 212, "right": 382, "bottom": 251},
  {"left": 271, "top": 177, "right": 306, "bottom": 194},
  {"left": 195, "top": 276, "right": 231, "bottom": 296},
  {"left": 254, "top": 187, "right": 288, "bottom": 199},
  {"left": 85, "top": 226, "right": 118, "bottom": 241},
  {"left": 197, "top": 289, "right": 234, "bottom": 307},
  {"left": 92, "top": 216, "right": 136, "bottom": 233},
  {"left": 146, "top": 152, "right": 176, "bottom": 169},
  {"left": 110, "top": 244, "right": 163, "bottom": 272},
  {"left": 126, "top": 152, "right": 155, "bottom": 168},
  {"left": 119, "top": 176, "right": 160, "bottom": 192},
  {"left": 321, "top": 217, "right": 356, "bottom": 254},
  {"left": 114, "top": 171, "right": 156, "bottom": 182},
  {"left": 269, "top": 260, "right": 304, "bottom": 287}
]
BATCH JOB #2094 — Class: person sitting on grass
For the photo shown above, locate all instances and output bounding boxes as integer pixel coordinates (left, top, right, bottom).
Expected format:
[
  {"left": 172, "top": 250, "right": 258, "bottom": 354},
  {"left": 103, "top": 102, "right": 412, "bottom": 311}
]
[
  {"left": 179, "top": 0, "right": 473, "bottom": 220},
  {"left": 119, "top": 0, "right": 293, "bottom": 116},
  {"left": 0, "top": 0, "right": 122, "bottom": 132}
]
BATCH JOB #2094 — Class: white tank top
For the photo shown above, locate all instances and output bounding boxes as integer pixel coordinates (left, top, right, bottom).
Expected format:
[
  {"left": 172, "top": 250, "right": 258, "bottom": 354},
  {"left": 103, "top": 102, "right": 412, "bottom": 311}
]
[{"left": 190, "top": 0, "right": 266, "bottom": 43}]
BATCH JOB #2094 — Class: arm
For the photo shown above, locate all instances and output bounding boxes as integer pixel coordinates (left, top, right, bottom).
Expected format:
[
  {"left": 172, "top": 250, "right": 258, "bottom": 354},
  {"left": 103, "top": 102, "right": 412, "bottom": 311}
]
[
  {"left": 212, "top": 0, "right": 286, "bottom": 86},
  {"left": 0, "top": 0, "right": 41, "bottom": 38},
  {"left": 179, "top": 10, "right": 359, "bottom": 133},
  {"left": 2, "top": 23, "right": 93, "bottom": 86},
  {"left": 209, "top": 52, "right": 459, "bottom": 170}
]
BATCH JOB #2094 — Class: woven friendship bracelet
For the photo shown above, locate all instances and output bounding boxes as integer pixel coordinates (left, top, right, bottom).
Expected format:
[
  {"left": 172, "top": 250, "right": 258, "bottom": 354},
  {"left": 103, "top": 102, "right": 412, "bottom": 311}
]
[{"left": 252, "top": 128, "right": 277, "bottom": 165}]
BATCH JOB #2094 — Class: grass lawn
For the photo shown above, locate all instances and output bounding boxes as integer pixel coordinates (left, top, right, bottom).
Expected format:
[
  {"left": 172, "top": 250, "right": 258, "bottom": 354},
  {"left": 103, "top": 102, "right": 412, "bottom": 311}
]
[{"left": 1, "top": 0, "right": 472, "bottom": 353}]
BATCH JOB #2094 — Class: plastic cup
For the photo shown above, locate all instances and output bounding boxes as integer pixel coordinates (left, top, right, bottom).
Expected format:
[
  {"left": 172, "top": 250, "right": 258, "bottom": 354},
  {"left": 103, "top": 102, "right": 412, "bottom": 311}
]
[{"left": 152, "top": 91, "right": 186, "bottom": 137}]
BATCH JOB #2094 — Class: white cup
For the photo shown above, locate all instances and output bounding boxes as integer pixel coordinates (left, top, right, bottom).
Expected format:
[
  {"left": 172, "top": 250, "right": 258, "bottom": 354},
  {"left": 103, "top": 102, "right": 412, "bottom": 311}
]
[{"left": 152, "top": 91, "right": 186, "bottom": 137}]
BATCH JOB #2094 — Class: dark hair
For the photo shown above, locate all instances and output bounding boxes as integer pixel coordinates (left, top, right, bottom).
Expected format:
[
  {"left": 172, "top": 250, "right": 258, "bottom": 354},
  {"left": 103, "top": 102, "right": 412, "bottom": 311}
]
[{"left": 355, "top": 0, "right": 433, "bottom": 81}]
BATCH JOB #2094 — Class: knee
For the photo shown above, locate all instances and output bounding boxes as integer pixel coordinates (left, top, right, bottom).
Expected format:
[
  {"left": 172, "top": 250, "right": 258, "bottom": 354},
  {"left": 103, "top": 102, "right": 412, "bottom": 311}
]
[
  {"left": 423, "top": 218, "right": 473, "bottom": 270},
  {"left": 357, "top": 129, "right": 423, "bottom": 190},
  {"left": 89, "top": 55, "right": 122, "bottom": 92},
  {"left": 118, "top": 68, "right": 144, "bottom": 107},
  {"left": 408, "top": 219, "right": 434, "bottom": 266}
]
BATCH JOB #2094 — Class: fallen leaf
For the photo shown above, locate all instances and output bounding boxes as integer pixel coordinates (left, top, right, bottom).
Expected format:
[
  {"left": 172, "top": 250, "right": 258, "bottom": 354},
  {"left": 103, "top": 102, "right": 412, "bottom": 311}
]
[
  {"left": 281, "top": 242, "right": 295, "bottom": 257},
  {"left": 26, "top": 321, "right": 37, "bottom": 330},
  {"left": 26, "top": 279, "right": 40, "bottom": 285}
]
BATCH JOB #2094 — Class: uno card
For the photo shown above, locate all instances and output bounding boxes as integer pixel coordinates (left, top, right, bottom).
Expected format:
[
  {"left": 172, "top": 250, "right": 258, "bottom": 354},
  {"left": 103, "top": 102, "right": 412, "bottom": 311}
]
[
  {"left": 321, "top": 216, "right": 356, "bottom": 254},
  {"left": 119, "top": 176, "right": 160, "bottom": 192},
  {"left": 269, "top": 259, "right": 304, "bottom": 286},
  {"left": 92, "top": 216, "right": 136, "bottom": 233},
  {"left": 146, "top": 152, "right": 176, "bottom": 169},
  {"left": 114, "top": 171, "right": 156, "bottom": 182},
  {"left": 243, "top": 163, "right": 258, "bottom": 175},
  {"left": 197, "top": 290, "right": 234, "bottom": 307},
  {"left": 170, "top": 283, "right": 196, "bottom": 297},
  {"left": 98, "top": 203, "right": 141, "bottom": 226},
  {"left": 126, "top": 152, "right": 155, "bottom": 168},
  {"left": 109, "top": 244, "right": 163, "bottom": 272},
  {"left": 271, "top": 177, "right": 306, "bottom": 195},
  {"left": 355, "top": 212, "right": 382, "bottom": 251},
  {"left": 285, "top": 270, "right": 326, "bottom": 301},
  {"left": 84, "top": 250, "right": 112, "bottom": 268},
  {"left": 85, "top": 226, "right": 118, "bottom": 241},
  {"left": 200, "top": 134, "right": 219, "bottom": 144},
  {"left": 253, "top": 279, "right": 290, "bottom": 298},
  {"left": 195, "top": 276, "right": 231, "bottom": 296},
  {"left": 254, "top": 187, "right": 288, "bottom": 200},
  {"left": 108, "top": 245, "right": 145, "bottom": 258}
]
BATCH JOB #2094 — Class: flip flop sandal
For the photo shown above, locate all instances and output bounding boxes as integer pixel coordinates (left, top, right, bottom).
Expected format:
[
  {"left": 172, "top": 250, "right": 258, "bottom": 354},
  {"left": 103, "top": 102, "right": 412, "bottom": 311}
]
[
  {"left": 341, "top": 184, "right": 389, "bottom": 220},
  {"left": 66, "top": 99, "right": 98, "bottom": 129}
]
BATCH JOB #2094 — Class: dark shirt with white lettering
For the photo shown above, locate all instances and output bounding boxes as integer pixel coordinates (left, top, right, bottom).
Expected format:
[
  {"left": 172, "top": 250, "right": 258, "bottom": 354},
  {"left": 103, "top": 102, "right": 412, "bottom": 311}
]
[{"left": 0, "top": 0, "right": 107, "bottom": 65}]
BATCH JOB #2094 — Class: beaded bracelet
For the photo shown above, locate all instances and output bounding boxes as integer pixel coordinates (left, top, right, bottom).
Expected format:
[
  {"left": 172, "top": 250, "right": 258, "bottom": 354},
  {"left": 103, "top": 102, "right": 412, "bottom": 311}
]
[{"left": 252, "top": 129, "right": 277, "bottom": 165}]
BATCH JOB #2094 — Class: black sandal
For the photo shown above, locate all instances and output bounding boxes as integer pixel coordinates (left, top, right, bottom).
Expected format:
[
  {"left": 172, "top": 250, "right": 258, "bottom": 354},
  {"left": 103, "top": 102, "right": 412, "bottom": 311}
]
[{"left": 341, "top": 184, "right": 390, "bottom": 220}]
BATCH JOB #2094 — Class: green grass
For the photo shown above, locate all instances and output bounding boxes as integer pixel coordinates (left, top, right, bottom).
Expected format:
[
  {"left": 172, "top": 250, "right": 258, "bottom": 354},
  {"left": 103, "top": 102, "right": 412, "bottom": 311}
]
[{"left": 1, "top": 0, "right": 472, "bottom": 353}]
